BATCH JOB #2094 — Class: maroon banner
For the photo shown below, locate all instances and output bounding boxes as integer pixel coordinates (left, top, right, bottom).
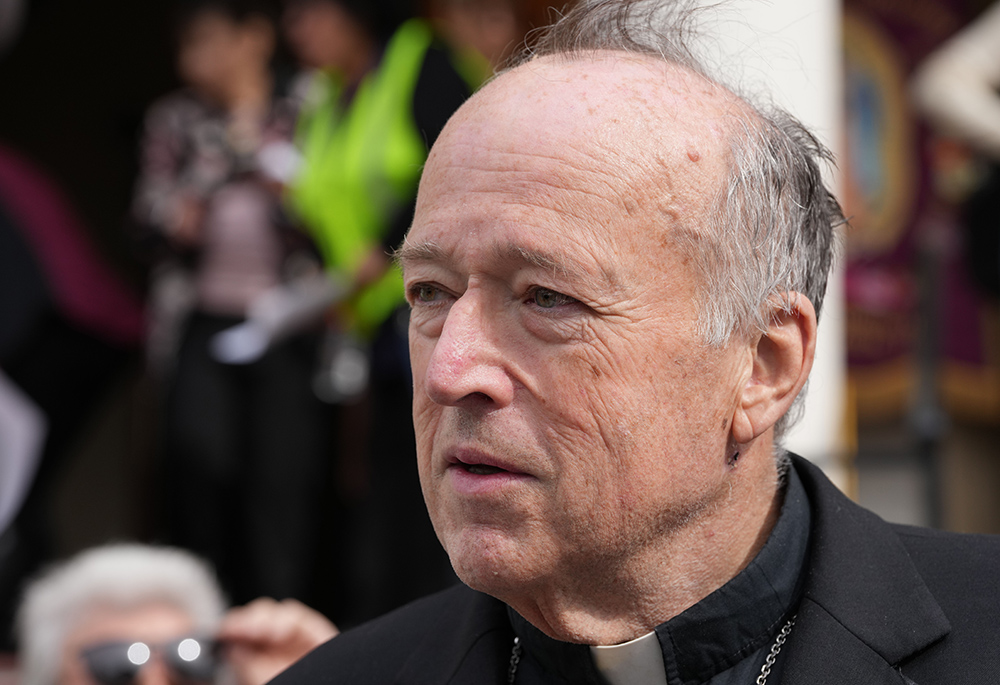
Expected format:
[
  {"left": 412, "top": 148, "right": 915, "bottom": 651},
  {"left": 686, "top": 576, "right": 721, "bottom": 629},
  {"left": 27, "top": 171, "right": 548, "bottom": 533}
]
[{"left": 843, "top": 0, "right": 1000, "bottom": 424}]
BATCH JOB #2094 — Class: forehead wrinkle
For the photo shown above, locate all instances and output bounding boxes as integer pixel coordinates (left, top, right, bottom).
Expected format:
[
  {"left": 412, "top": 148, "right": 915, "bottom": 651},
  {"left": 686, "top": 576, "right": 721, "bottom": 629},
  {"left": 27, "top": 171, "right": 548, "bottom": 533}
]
[
  {"left": 432, "top": 144, "right": 647, "bottom": 234},
  {"left": 443, "top": 140, "right": 638, "bottom": 191},
  {"left": 396, "top": 236, "right": 621, "bottom": 293}
]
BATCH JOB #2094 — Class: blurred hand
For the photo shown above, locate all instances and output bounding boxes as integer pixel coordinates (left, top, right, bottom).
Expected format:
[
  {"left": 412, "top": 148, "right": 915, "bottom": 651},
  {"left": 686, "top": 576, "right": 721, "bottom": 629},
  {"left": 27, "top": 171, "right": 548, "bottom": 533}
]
[{"left": 218, "top": 597, "right": 339, "bottom": 685}]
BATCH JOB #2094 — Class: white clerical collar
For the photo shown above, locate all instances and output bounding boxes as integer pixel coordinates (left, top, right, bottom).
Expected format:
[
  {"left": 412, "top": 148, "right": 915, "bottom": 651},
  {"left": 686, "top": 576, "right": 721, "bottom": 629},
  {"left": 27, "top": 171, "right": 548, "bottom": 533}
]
[{"left": 590, "top": 630, "right": 668, "bottom": 685}]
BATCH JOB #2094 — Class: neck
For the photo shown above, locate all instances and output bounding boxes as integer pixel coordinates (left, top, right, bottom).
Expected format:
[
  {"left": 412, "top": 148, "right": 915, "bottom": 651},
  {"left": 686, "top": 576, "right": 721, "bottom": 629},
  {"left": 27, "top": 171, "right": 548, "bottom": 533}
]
[
  {"left": 330, "top": 36, "right": 378, "bottom": 89},
  {"left": 511, "top": 443, "right": 783, "bottom": 645}
]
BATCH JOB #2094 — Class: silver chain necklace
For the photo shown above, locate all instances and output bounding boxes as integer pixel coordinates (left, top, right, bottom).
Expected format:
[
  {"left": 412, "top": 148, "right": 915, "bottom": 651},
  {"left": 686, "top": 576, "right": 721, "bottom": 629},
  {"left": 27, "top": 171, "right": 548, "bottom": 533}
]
[
  {"left": 755, "top": 616, "right": 795, "bottom": 685},
  {"left": 507, "top": 615, "right": 796, "bottom": 685}
]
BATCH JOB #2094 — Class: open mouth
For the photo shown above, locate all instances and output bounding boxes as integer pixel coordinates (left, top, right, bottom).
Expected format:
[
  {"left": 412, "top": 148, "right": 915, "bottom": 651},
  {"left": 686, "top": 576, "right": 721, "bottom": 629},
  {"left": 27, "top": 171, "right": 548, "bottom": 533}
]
[
  {"left": 447, "top": 452, "right": 529, "bottom": 493},
  {"left": 462, "top": 463, "right": 507, "bottom": 476}
]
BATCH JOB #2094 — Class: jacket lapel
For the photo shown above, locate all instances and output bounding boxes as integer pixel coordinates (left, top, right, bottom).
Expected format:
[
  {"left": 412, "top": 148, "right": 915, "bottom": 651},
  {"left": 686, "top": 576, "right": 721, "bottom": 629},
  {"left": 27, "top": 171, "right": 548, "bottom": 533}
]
[{"left": 780, "top": 457, "right": 950, "bottom": 685}]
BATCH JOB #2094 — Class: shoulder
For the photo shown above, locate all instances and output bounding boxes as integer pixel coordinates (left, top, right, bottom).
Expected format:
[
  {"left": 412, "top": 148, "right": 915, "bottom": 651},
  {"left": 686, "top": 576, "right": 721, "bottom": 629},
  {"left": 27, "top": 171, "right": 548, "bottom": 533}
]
[
  {"left": 143, "top": 90, "right": 210, "bottom": 134},
  {"left": 271, "top": 584, "right": 514, "bottom": 685},
  {"left": 147, "top": 89, "right": 205, "bottom": 117},
  {"left": 794, "top": 452, "right": 1000, "bottom": 590},
  {"left": 892, "top": 522, "right": 1000, "bottom": 602},
  {"left": 790, "top": 454, "right": 1000, "bottom": 678},
  {"left": 891, "top": 525, "right": 1000, "bottom": 678}
]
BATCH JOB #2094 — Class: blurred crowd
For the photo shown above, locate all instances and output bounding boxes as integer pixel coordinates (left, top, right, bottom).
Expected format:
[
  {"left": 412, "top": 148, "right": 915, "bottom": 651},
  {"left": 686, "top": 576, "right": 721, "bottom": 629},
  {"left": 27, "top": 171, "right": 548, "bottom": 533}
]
[
  {"left": 0, "top": 0, "right": 999, "bottom": 682},
  {"left": 0, "top": 0, "right": 552, "bottom": 674}
]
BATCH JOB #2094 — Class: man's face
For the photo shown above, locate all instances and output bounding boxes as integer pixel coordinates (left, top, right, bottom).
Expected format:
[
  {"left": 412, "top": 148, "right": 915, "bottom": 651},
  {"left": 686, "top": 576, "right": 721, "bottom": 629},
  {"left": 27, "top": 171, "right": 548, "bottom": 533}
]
[{"left": 404, "top": 57, "right": 750, "bottom": 601}]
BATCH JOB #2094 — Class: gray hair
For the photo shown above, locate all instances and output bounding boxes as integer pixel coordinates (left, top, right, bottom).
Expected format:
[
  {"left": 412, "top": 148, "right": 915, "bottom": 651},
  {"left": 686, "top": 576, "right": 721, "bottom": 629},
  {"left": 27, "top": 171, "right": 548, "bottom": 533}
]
[
  {"left": 16, "top": 544, "right": 226, "bottom": 685},
  {"left": 510, "top": 0, "right": 844, "bottom": 439}
]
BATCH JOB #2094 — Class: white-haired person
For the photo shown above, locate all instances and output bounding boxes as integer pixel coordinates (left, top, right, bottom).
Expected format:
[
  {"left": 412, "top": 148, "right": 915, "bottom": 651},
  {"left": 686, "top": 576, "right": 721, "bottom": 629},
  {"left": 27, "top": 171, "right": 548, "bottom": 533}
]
[{"left": 16, "top": 544, "right": 337, "bottom": 685}]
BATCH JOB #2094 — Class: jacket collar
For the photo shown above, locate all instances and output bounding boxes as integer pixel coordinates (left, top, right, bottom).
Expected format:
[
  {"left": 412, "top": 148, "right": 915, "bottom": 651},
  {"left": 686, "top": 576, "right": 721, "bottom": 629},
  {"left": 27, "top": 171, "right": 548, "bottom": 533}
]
[
  {"left": 780, "top": 455, "right": 950, "bottom": 684},
  {"left": 507, "top": 464, "right": 812, "bottom": 685}
]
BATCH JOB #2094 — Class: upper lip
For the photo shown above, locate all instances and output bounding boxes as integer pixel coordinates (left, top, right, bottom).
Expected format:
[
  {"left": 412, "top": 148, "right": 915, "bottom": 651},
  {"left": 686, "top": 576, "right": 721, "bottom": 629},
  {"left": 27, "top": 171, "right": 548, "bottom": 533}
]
[{"left": 446, "top": 448, "right": 527, "bottom": 475}]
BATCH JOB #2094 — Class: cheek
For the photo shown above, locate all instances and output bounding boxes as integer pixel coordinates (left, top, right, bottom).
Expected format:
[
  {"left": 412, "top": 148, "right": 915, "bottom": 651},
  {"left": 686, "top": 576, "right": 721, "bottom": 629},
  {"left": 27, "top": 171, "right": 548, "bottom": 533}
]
[
  {"left": 411, "top": 395, "right": 440, "bottom": 480},
  {"left": 546, "top": 338, "right": 658, "bottom": 447},
  {"left": 410, "top": 350, "right": 445, "bottom": 498},
  {"left": 536, "top": 352, "right": 647, "bottom": 515},
  {"left": 544, "top": 336, "right": 728, "bottom": 499},
  {"left": 59, "top": 652, "right": 94, "bottom": 685},
  {"left": 408, "top": 339, "right": 434, "bottom": 423}
]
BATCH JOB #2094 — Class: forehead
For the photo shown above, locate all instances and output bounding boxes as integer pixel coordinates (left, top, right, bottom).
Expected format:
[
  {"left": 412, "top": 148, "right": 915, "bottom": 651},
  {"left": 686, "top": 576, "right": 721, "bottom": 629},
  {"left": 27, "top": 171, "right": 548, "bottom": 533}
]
[
  {"left": 181, "top": 9, "right": 239, "bottom": 34},
  {"left": 410, "top": 54, "right": 736, "bottom": 264},
  {"left": 67, "top": 602, "right": 195, "bottom": 648}
]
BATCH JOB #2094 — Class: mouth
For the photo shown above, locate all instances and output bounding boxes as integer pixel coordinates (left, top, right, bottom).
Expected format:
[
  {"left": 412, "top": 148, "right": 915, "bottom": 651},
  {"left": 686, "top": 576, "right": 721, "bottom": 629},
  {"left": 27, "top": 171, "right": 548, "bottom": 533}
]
[
  {"left": 448, "top": 450, "right": 522, "bottom": 474},
  {"left": 444, "top": 450, "right": 531, "bottom": 492},
  {"left": 461, "top": 463, "right": 508, "bottom": 476}
]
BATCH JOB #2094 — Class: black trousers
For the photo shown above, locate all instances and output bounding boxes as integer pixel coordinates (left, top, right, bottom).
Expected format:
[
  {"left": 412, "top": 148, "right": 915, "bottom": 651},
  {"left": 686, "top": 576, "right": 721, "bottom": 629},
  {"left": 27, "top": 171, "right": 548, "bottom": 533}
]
[{"left": 163, "top": 312, "right": 331, "bottom": 604}]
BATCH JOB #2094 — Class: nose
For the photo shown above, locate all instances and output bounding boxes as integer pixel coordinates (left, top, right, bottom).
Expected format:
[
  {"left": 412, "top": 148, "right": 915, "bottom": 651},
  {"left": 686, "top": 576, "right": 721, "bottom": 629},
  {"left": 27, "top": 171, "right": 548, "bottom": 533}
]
[
  {"left": 421, "top": 291, "right": 515, "bottom": 408},
  {"left": 136, "top": 658, "right": 171, "bottom": 685}
]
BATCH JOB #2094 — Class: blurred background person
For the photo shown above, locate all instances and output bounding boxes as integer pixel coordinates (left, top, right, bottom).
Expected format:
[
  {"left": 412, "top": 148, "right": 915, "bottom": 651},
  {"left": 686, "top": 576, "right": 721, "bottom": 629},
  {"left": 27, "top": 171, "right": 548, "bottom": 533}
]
[
  {"left": 16, "top": 543, "right": 337, "bottom": 685},
  {"left": 131, "top": 0, "right": 331, "bottom": 608},
  {"left": 425, "top": 0, "right": 520, "bottom": 74},
  {"left": 912, "top": 0, "right": 1000, "bottom": 300},
  {"left": 912, "top": 0, "right": 1000, "bottom": 162},
  {"left": 280, "top": 0, "right": 480, "bottom": 622}
]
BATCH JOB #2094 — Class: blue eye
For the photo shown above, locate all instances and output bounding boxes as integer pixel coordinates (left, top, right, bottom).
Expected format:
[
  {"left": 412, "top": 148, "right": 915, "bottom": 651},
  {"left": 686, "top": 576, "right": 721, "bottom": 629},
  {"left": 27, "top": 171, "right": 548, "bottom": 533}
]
[{"left": 530, "top": 288, "right": 576, "bottom": 309}]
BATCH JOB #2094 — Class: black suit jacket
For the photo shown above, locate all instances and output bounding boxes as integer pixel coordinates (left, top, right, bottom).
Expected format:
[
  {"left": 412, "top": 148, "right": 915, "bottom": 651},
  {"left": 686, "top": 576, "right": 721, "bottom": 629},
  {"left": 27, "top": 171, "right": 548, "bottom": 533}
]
[{"left": 274, "top": 456, "right": 1000, "bottom": 684}]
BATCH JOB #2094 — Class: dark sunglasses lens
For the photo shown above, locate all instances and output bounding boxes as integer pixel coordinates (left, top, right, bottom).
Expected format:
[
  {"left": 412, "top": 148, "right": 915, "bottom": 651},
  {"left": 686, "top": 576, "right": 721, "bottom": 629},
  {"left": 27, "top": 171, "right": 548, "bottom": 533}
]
[
  {"left": 164, "top": 637, "right": 218, "bottom": 683},
  {"left": 81, "top": 642, "right": 142, "bottom": 685}
]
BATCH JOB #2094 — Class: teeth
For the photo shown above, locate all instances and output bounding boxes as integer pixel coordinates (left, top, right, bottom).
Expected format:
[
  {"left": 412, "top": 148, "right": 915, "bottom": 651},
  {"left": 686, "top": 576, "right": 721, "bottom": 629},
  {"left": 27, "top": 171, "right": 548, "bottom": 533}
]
[{"left": 466, "top": 464, "right": 503, "bottom": 475}]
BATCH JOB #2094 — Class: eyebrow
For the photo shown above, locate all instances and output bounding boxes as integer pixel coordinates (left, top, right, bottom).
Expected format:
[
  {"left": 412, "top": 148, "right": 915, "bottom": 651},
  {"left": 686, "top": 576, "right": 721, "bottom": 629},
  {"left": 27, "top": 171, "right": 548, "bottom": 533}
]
[
  {"left": 393, "top": 240, "right": 446, "bottom": 268},
  {"left": 396, "top": 239, "right": 620, "bottom": 290}
]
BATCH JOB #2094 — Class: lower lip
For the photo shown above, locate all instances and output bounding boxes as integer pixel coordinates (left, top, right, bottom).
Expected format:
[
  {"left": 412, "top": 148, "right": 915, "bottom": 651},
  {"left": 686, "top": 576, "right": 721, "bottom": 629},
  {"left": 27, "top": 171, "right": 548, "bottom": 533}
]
[{"left": 447, "top": 465, "right": 533, "bottom": 495}]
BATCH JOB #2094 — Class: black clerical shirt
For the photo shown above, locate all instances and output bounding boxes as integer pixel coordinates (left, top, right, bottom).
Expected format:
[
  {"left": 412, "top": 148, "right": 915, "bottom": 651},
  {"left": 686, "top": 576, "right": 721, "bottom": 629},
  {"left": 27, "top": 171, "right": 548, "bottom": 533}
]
[{"left": 509, "top": 465, "right": 811, "bottom": 685}]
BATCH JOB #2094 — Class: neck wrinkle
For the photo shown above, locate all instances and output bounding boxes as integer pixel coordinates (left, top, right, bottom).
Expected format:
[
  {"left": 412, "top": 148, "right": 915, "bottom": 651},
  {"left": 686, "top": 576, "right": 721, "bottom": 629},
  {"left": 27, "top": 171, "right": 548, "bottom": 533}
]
[
  {"left": 508, "top": 463, "right": 810, "bottom": 685},
  {"left": 508, "top": 460, "right": 782, "bottom": 645}
]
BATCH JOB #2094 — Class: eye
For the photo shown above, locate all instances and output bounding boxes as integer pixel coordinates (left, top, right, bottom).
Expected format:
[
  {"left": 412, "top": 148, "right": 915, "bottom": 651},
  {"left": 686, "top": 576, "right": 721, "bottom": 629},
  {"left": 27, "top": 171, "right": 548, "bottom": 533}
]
[
  {"left": 528, "top": 287, "right": 577, "bottom": 309},
  {"left": 408, "top": 283, "right": 449, "bottom": 304}
]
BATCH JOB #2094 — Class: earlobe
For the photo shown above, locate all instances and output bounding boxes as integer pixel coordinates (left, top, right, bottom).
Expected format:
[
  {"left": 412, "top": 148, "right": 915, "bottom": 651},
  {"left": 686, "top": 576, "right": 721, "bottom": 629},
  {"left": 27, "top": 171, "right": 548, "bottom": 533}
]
[{"left": 733, "top": 293, "right": 817, "bottom": 443}]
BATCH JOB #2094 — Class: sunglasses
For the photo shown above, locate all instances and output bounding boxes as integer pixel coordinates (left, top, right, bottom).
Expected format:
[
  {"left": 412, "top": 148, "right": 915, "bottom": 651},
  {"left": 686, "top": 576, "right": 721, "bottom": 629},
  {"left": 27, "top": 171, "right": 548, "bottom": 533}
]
[{"left": 80, "top": 636, "right": 219, "bottom": 685}]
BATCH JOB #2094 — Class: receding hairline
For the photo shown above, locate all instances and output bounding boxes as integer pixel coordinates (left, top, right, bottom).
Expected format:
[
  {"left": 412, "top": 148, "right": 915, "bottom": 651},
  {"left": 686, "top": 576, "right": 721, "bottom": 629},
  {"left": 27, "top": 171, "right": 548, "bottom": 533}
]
[
  {"left": 445, "top": 48, "right": 753, "bottom": 190},
  {"left": 416, "top": 48, "right": 762, "bottom": 288},
  {"left": 483, "top": 48, "right": 743, "bottom": 116}
]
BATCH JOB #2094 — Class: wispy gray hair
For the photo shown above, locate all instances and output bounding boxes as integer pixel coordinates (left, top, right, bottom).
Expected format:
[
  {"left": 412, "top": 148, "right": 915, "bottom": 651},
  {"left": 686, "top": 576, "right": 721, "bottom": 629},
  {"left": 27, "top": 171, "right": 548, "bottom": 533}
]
[
  {"left": 16, "top": 544, "right": 226, "bottom": 685},
  {"left": 509, "top": 0, "right": 844, "bottom": 440}
]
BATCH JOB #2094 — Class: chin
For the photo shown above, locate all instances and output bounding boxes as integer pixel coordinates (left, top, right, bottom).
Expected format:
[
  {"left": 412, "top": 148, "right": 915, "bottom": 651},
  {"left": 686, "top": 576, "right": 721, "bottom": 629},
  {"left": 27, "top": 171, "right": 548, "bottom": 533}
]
[{"left": 445, "top": 525, "right": 543, "bottom": 600}]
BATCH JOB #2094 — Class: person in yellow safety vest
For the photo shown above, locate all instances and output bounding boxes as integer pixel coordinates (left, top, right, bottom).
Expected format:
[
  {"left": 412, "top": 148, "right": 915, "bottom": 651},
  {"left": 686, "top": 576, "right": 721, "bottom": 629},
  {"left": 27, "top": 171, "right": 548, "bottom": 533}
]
[
  {"left": 281, "top": 0, "right": 482, "bottom": 621},
  {"left": 284, "top": 0, "right": 485, "bottom": 339}
]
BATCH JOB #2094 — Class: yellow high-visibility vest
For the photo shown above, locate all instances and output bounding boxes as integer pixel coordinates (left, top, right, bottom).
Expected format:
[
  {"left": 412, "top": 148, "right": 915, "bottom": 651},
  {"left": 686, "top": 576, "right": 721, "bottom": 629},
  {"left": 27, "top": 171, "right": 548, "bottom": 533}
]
[{"left": 290, "top": 19, "right": 437, "bottom": 336}]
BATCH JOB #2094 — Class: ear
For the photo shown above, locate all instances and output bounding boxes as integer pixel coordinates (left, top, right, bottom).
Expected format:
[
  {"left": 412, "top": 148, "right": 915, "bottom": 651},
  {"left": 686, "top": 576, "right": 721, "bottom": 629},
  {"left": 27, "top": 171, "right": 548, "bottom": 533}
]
[{"left": 730, "top": 293, "right": 817, "bottom": 444}]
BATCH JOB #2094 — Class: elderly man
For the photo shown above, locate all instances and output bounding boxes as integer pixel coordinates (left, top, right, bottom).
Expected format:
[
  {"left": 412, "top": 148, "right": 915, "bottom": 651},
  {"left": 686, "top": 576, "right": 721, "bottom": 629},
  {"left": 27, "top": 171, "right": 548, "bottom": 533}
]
[{"left": 275, "top": 1, "right": 1000, "bottom": 683}]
